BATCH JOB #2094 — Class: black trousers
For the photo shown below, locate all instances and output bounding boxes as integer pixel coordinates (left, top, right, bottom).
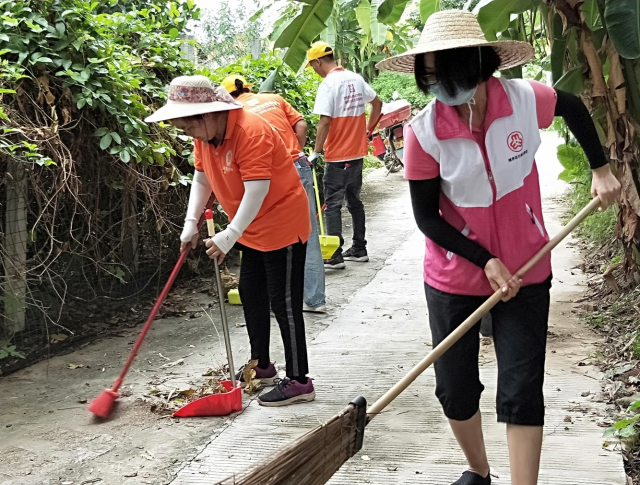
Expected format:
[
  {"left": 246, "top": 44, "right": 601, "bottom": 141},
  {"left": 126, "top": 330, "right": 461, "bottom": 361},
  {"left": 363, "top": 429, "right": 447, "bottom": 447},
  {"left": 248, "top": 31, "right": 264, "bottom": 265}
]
[
  {"left": 323, "top": 158, "right": 367, "bottom": 252},
  {"left": 425, "top": 277, "right": 551, "bottom": 426},
  {"left": 238, "top": 241, "right": 309, "bottom": 378}
]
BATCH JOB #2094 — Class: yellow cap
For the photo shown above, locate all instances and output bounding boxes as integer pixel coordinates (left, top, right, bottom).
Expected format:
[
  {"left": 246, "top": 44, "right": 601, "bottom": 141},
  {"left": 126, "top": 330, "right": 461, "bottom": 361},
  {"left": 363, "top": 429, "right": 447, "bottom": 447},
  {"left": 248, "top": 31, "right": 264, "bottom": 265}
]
[
  {"left": 221, "top": 75, "right": 254, "bottom": 94},
  {"left": 306, "top": 41, "right": 333, "bottom": 66}
]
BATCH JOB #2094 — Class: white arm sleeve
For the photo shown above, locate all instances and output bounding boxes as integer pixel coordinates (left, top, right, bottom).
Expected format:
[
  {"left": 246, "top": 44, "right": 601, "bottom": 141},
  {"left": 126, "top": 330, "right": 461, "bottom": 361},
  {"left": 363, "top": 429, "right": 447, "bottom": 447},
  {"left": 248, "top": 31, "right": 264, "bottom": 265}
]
[
  {"left": 212, "top": 179, "right": 270, "bottom": 254},
  {"left": 180, "top": 170, "right": 212, "bottom": 243}
]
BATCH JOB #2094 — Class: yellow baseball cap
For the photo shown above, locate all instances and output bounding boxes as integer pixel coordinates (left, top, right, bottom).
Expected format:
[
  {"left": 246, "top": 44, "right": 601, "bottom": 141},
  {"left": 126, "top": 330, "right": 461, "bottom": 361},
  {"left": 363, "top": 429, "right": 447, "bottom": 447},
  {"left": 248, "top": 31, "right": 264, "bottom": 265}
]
[
  {"left": 306, "top": 41, "right": 333, "bottom": 66},
  {"left": 221, "top": 74, "right": 254, "bottom": 94}
]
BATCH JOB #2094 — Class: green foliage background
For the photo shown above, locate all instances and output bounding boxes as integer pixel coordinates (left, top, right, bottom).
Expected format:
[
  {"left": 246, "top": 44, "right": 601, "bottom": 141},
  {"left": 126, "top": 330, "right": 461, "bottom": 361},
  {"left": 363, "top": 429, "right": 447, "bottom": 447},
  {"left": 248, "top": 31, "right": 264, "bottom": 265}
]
[
  {"left": 557, "top": 140, "right": 616, "bottom": 247},
  {"left": 197, "top": 0, "right": 264, "bottom": 69},
  {"left": 370, "top": 70, "right": 431, "bottom": 109},
  {"left": 0, "top": 0, "right": 209, "bottom": 356},
  {"left": 1, "top": 0, "right": 200, "bottom": 167}
]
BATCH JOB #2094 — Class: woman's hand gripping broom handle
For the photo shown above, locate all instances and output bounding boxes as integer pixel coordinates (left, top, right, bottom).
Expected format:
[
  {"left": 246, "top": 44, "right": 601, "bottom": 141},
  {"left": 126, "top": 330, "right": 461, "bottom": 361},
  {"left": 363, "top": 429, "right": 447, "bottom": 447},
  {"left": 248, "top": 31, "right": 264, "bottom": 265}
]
[
  {"left": 205, "top": 209, "right": 236, "bottom": 387},
  {"left": 366, "top": 197, "right": 602, "bottom": 421}
]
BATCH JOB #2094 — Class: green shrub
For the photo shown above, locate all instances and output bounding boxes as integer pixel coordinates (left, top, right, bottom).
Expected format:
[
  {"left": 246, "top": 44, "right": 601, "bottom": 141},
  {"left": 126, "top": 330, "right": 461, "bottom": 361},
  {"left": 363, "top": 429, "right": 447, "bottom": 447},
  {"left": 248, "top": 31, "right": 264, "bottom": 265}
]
[
  {"left": 371, "top": 70, "right": 431, "bottom": 110},
  {"left": 0, "top": 0, "right": 201, "bottom": 167},
  {"left": 604, "top": 400, "right": 640, "bottom": 445},
  {"left": 0, "top": 0, "right": 206, "bottom": 329},
  {"left": 558, "top": 141, "right": 617, "bottom": 247},
  {"left": 364, "top": 154, "right": 383, "bottom": 171}
]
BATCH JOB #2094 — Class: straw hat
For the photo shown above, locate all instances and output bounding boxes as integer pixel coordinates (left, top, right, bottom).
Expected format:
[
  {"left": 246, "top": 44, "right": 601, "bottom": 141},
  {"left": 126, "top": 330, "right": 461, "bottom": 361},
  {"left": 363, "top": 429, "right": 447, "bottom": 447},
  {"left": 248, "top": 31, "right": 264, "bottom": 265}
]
[
  {"left": 376, "top": 10, "right": 534, "bottom": 73},
  {"left": 145, "top": 75, "right": 242, "bottom": 123}
]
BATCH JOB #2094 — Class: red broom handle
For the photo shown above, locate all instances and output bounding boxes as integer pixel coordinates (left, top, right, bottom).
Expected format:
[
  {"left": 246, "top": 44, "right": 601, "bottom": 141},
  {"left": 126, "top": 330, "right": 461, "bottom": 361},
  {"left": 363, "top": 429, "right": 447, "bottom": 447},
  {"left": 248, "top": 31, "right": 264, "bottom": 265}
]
[{"left": 110, "top": 195, "right": 215, "bottom": 393}]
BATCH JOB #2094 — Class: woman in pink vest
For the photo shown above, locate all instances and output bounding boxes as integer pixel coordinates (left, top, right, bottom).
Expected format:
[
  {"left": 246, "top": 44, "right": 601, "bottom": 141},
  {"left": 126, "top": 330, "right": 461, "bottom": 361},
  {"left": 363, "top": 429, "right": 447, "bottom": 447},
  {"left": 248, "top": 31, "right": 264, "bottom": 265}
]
[{"left": 377, "top": 10, "right": 620, "bottom": 485}]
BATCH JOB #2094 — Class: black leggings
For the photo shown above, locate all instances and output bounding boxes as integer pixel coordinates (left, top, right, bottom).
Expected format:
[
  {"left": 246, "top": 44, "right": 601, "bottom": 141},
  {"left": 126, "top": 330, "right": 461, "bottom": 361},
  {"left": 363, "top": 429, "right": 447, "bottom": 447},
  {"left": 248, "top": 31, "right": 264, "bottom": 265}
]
[
  {"left": 425, "top": 277, "right": 551, "bottom": 426},
  {"left": 238, "top": 241, "right": 309, "bottom": 379}
]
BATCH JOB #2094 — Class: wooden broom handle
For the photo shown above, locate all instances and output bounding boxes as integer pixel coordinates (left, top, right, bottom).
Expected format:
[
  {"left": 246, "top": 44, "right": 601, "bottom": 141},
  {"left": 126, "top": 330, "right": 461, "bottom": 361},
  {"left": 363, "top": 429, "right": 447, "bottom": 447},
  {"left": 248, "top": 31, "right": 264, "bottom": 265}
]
[{"left": 366, "top": 197, "right": 601, "bottom": 419}]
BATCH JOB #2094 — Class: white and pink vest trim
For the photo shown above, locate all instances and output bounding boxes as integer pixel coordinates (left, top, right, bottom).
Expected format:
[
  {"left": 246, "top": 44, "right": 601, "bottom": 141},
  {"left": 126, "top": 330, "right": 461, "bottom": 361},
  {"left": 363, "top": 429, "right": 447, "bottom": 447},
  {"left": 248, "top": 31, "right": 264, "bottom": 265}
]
[{"left": 409, "top": 78, "right": 551, "bottom": 296}]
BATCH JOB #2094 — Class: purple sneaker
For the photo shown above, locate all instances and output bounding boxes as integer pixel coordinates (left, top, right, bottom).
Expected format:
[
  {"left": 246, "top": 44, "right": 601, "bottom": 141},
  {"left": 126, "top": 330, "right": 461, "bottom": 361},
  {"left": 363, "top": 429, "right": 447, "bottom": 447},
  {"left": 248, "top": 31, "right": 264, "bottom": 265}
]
[
  {"left": 257, "top": 377, "right": 316, "bottom": 407},
  {"left": 235, "top": 362, "right": 278, "bottom": 387}
]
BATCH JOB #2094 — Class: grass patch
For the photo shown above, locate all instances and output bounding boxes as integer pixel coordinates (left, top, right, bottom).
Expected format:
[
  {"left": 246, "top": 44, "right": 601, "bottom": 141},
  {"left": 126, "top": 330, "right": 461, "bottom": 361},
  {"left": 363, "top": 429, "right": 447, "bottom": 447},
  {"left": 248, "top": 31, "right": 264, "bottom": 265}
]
[
  {"left": 364, "top": 154, "right": 383, "bottom": 171},
  {"left": 558, "top": 141, "right": 618, "bottom": 249},
  {"left": 565, "top": 180, "right": 618, "bottom": 248}
]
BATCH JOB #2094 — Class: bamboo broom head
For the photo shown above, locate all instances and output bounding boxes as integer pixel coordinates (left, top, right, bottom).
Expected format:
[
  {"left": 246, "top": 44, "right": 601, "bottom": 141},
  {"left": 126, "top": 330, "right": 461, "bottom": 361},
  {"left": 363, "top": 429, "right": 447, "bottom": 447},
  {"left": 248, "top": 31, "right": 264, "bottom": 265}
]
[{"left": 214, "top": 396, "right": 367, "bottom": 485}]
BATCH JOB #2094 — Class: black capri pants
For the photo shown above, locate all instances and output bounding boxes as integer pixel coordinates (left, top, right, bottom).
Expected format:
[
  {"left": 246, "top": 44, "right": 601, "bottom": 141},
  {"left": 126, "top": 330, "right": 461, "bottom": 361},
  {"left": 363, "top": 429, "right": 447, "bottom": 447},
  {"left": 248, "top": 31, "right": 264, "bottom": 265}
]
[{"left": 425, "top": 276, "right": 551, "bottom": 426}]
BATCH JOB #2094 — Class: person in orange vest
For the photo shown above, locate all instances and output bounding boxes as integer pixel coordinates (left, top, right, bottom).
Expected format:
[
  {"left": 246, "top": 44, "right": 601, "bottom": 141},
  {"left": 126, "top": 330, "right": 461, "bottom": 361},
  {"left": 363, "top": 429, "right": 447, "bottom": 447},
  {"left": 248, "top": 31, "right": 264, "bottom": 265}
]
[
  {"left": 222, "top": 74, "right": 327, "bottom": 314},
  {"left": 307, "top": 41, "right": 383, "bottom": 269},
  {"left": 145, "top": 75, "right": 315, "bottom": 407}
]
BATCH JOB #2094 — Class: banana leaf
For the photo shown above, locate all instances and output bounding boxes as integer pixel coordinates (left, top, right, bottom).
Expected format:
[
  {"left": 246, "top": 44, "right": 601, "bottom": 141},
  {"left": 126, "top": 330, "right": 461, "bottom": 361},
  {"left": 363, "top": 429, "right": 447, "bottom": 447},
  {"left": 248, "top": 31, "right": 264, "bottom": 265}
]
[
  {"left": 378, "top": 0, "right": 411, "bottom": 24},
  {"left": 274, "top": 0, "right": 334, "bottom": 71},
  {"left": 604, "top": 0, "right": 640, "bottom": 59},
  {"left": 420, "top": 0, "right": 439, "bottom": 23},
  {"left": 473, "top": 0, "right": 539, "bottom": 41}
]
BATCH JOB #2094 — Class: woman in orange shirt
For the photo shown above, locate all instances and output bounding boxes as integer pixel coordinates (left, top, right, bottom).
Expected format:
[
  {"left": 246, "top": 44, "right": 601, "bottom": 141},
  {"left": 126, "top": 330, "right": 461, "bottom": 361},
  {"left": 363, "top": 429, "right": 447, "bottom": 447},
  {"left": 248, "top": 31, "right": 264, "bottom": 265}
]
[
  {"left": 222, "top": 74, "right": 327, "bottom": 314},
  {"left": 145, "top": 75, "right": 315, "bottom": 407}
]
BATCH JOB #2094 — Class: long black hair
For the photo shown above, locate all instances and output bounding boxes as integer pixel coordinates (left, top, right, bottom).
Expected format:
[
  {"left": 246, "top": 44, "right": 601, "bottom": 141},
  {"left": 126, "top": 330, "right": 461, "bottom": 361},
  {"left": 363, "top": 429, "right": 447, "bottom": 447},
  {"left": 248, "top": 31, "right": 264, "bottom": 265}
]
[{"left": 414, "top": 46, "right": 501, "bottom": 97}]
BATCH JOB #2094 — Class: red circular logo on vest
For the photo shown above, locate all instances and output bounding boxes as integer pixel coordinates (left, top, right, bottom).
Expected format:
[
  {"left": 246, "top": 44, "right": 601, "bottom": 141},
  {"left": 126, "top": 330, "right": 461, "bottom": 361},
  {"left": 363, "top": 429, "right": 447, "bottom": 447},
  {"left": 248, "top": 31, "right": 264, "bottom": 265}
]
[{"left": 508, "top": 131, "right": 523, "bottom": 152}]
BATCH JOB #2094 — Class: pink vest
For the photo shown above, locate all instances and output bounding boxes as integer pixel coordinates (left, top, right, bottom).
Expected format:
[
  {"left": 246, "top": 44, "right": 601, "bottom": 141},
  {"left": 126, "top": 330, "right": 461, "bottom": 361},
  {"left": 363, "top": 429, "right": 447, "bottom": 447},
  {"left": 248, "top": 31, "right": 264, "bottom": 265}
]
[{"left": 409, "top": 78, "right": 551, "bottom": 296}]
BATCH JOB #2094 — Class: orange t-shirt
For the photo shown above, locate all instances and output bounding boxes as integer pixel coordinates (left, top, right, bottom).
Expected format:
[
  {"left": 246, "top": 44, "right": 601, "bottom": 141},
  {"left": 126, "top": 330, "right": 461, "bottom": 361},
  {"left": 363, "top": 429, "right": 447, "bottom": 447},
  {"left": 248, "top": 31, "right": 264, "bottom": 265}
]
[
  {"left": 236, "top": 92, "right": 304, "bottom": 163},
  {"left": 193, "top": 109, "right": 311, "bottom": 251}
]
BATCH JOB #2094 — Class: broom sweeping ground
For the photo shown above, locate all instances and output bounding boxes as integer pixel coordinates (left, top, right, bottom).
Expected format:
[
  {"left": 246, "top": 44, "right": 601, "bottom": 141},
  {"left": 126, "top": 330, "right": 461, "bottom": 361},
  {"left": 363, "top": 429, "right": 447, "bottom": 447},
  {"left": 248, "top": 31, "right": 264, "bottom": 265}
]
[
  {"left": 213, "top": 197, "right": 601, "bottom": 485},
  {"left": 215, "top": 396, "right": 367, "bottom": 485},
  {"left": 88, "top": 196, "right": 216, "bottom": 419}
]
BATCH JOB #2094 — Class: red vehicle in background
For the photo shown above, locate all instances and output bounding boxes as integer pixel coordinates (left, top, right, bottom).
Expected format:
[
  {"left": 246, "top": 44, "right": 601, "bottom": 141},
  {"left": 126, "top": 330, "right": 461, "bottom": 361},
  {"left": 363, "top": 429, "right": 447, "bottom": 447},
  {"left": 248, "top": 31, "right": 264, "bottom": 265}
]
[{"left": 369, "top": 98, "right": 412, "bottom": 175}]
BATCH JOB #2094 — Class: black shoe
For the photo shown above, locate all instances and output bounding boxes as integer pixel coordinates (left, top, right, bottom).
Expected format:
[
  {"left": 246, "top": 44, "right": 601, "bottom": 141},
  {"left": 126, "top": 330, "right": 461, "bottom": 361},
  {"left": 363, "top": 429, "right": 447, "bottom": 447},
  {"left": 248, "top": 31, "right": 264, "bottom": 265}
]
[
  {"left": 324, "top": 252, "right": 346, "bottom": 269},
  {"left": 451, "top": 470, "right": 491, "bottom": 485},
  {"left": 234, "top": 361, "right": 278, "bottom": 387},
  {"left": 479, "top": 313, "right": 492, "bottom": 337},
  {"left": 257, "top": 377, "right": 316, "bottom": 407},
  {"left": 343, "top": 247, "right": 369, "bottom": 262}
]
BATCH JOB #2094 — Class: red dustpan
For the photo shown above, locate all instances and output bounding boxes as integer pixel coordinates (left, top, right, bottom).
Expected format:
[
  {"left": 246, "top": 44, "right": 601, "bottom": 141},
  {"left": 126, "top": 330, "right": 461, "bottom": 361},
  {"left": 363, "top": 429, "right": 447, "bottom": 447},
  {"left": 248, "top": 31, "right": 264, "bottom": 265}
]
[
  {"left": 173, "top": 209, "right": 241, "bottom": 418},
  {"left": 173, "top": 380, "right": 242, "bottom": 417}
]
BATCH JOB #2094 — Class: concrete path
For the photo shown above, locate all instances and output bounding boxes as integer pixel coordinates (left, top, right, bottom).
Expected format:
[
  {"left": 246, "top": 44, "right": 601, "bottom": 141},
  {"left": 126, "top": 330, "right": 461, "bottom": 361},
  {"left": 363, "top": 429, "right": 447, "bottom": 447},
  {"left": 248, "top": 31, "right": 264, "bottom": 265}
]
[{"left": 172, "top": 132, "right": 625, "bottom": 484}]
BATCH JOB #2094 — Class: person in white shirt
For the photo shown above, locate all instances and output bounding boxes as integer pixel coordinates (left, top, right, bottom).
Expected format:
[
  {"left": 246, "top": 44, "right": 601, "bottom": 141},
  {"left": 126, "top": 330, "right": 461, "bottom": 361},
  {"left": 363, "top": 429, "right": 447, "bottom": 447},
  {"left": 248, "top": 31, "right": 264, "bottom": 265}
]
[{"left": 307, "top": 41, "right": 383, "bottom": 269}]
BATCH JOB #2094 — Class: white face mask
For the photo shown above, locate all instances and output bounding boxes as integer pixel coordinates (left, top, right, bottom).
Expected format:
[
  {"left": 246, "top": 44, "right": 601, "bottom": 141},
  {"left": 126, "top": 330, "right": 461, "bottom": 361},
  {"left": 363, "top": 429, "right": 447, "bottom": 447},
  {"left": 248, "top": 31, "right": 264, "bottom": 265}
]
[
  {"left": 432, "top": 84, "right": 478, "bottom": 133},
  {"left": 430, "top": 47, "right": 482, "bottom": 134},
  {"left": 430, "top": 83, "right": 477, "bottom": 107}
]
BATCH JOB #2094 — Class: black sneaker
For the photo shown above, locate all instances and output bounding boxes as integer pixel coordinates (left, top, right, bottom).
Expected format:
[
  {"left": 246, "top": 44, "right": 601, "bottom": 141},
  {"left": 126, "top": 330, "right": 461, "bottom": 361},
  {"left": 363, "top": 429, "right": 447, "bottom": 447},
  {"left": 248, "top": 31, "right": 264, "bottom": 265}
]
[
  {"left": 324, "top": 252, "right": 346, "bottom": 269},
  {"left": 257, "top": 377, "right": 315, "bottom": 407},
  {"left": 343, "top": 247, "right": 369, "bottom": 262},
  {"left": 479, "top": 313, "right": 492, "bottom": 337},
  {"left": 451, "top": 470, "right": 491, "bottom": 485}
]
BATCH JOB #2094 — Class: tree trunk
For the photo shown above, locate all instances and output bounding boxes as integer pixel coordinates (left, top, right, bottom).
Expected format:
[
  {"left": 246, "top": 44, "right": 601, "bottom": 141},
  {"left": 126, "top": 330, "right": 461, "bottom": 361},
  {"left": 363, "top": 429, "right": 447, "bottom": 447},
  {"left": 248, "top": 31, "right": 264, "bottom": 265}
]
[{"left": 2, "top": 158, "right": 28, "bottom": 336}]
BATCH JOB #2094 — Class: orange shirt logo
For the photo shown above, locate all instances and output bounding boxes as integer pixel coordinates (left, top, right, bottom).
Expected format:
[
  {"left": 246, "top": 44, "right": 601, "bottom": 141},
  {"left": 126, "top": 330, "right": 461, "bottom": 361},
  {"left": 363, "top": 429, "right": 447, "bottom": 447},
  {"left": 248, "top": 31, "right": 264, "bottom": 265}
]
[{"left": 223, "top": 150, "right": 234, "bottom": 174}]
